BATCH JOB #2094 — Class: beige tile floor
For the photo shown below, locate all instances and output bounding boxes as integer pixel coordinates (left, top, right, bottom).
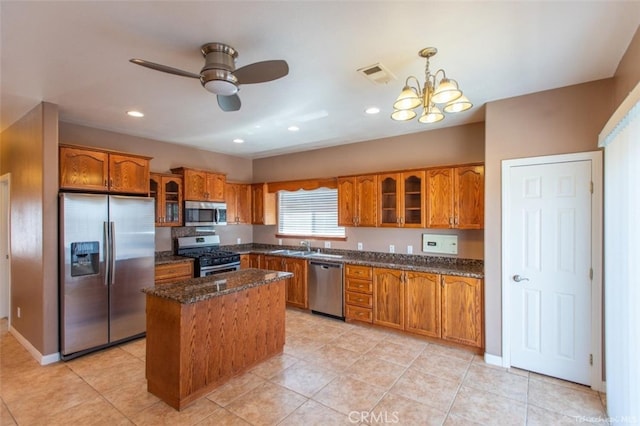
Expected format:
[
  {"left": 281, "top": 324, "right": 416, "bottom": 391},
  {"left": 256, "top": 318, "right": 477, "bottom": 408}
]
[{"left": 1, "top": 310, "right": 608, "bottom": 425}]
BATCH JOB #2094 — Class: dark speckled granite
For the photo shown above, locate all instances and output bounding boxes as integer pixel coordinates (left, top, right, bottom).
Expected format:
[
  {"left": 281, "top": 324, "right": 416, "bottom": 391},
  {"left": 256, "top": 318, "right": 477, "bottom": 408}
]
[
  {"left": 143, "top": 268, "right": 292, "bottom": 304},
  {"left": 226, "top": 243, "right": 484, "bottom": 279},
  {"left": 154, "top": 252, "right": 194, "bottom": 266}
]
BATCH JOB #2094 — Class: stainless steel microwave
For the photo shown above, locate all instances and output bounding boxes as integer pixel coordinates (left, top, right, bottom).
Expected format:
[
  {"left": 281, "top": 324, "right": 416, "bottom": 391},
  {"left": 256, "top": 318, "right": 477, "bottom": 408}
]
[{"left": 184, "top": 201, "right": 227, "bottom": 226}]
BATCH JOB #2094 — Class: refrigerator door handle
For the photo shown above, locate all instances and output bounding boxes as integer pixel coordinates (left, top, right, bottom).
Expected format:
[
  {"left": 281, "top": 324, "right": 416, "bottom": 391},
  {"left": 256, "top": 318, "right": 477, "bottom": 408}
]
[
  {"left": 103, "top": 221, "right": 110, "bottom": 286},
  {"left": 110, "top": 221, "right": 116, "bottom": 285}
]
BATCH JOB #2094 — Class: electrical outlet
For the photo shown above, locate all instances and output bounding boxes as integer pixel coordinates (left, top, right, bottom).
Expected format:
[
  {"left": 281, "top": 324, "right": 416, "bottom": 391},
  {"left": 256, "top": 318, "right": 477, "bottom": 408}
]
[
  {"left": 236, "top": 237, "right": 242, "bottom": 244},
  {"left": 389, "top": 245, "right": 395, "bottom": 253},
  {"left": 324, "top": 241, "right": 331, "bottom": 249},
  {"left": 278, "top": 239, "right": 282, "bottom": 246},
  {"left": 357, "top": 242, "right": 363, "bottom": 250},
  {"left": 17, "top": 307, "right": 21, "bottom": 318},
  {"left": 407, "top": 245, "right": 413, "bottom": 254}
]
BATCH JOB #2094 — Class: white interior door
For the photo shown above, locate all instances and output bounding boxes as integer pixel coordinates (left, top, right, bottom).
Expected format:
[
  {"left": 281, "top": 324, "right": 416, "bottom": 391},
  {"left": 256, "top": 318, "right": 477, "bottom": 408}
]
[
  {"left": 507, "top": 159, "right": 593, "bottom": 385},
  {"left": 0, "top": 174, "right": 10, "bottom": 321}
]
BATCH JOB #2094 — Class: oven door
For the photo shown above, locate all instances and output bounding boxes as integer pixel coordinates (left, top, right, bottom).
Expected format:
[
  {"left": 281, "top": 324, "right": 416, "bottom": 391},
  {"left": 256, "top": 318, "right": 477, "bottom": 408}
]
[{"left": 199, "top": 262, "right": 241, "bottom": 277}]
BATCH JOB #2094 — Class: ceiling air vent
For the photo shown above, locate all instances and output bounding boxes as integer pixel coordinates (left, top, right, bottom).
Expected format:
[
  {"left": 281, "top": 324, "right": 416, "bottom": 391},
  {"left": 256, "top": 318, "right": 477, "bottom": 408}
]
[{"left": 357, "top": 63, "right": 396, "bottom": 85}]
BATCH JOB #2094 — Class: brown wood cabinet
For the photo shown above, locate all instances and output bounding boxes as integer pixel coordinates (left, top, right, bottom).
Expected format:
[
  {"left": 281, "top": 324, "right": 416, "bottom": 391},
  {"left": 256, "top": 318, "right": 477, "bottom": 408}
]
[
  {"left": 171, "top": 167, "right": 226, "bottom": 202},
  {"left": 426, "top": 165, "right": 484, "bottom": 229},
  {"left": 441, "top": 275, "right": 483, "bottom": 348},
  {"left": 251, "top": 183, "right": 276, "bottom": 225},
  {"left": 150, "top": 173, "right": 183, "bottom": 226},
  {"left": 344, "top": 264, "right": 374, "bottom": 323},
  {"left": 249, "top": 253, "right": 264, "bottom": 269},
  {"left": 60, "top": 145, "right": 150, "bottom": 194},
  {"left": 240, "top": 254, "right": 250, "bottom": 269},
  {"left": 263, "top": 255, "right": 307, "bottom": 308},
  {"left": 154, "top": 261, "right": 193, "bottom": 285},
  {"left": 371, "top": 267, "right": 483, "bottom": 349},
  {"left": 405, "top": 271, "right": 441, "bottom": 338},
  {"left": 225, "top": 183, "right": 252, "bottom": 224},
  {"left": 337, "top": 175, "right": 378, "bottom": 227},
  {"left": 378, "top": 171, "right": 425, "bottom": 227},
  {"left": 372, "top": 267, "right": 404, "bottom": 330}
]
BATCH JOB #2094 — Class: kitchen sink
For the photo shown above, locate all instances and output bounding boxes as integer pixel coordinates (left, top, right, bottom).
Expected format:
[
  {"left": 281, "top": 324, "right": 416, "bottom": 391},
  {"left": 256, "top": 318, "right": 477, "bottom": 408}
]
[{"left": 268, "top": 249, "right": 306, "bottom": 255}]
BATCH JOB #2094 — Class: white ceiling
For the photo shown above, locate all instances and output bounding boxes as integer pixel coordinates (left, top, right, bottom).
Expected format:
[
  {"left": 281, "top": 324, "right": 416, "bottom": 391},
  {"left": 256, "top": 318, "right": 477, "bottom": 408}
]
[{"left": 1, "top": 2, "right": 639, "bottom": 159}]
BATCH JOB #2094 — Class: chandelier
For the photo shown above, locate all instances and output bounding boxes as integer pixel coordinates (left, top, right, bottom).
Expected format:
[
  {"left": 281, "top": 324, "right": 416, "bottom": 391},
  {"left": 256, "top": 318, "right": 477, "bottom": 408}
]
[{"left": 391, "top": 47, "right": 472, "bottom": 124}]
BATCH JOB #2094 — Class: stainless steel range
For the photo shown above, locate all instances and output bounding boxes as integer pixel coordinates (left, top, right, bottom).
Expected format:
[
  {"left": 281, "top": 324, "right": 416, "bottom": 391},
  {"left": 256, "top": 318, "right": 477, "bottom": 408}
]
[{"left": 176, "top": 235, "right": 240, "bottom": 277}]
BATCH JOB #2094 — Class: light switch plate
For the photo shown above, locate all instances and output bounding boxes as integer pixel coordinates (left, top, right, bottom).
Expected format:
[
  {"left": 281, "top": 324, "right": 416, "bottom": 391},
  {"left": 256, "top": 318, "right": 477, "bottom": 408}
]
[{"left": 422, "top": 233, "right": 458, "bottom": 255}]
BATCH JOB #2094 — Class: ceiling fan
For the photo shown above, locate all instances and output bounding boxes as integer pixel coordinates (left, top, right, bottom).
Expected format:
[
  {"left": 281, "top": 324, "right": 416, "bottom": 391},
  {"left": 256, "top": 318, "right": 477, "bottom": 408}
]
[{"left": 130, "top": 42, "right": 289, "bottom": 112}]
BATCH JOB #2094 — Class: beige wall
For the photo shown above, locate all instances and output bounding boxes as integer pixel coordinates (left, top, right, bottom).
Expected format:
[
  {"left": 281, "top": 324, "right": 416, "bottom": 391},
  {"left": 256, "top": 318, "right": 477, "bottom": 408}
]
[
  {"left": 484, "top": 79, "right": 616, "bottom": 357},
  {"left": 59, "top": 122, "right": 254, "bottom": 249},
  {"left": 253, "top": 122, "right": 486, "bottom": 259},
  {"left": 614, "top": 26, "right": 640, "bottom": 107},
  {"left": 0, "top": 102, "right": 59, "bottom": 356}
]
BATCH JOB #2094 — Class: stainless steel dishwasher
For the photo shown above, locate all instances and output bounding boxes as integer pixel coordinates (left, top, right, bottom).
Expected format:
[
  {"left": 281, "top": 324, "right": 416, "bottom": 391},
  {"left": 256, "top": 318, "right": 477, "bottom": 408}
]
[{"left": 308, "top": 261, "right": 344, "bottom": 320}]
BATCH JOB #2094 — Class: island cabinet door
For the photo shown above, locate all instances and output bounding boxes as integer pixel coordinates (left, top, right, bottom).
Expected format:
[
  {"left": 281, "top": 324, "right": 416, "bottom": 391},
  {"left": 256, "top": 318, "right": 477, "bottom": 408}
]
[
  {"left": 373, "top": 267, "right": 404, "bottom": 330},
  {"left": 405, "top": 271, "right": 441, "bottom": 338}
]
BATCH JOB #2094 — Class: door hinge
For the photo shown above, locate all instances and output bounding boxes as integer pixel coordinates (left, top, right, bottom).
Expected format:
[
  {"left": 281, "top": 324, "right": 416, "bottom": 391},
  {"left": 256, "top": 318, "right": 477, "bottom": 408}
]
[
  {"left": 589, "top": 268, "right": 593, "bottom": 280},
  {"left": 590, "top": 354, "right": 593, "bottom": 365},
  {"left": 590, "top": 181, "right": 594, "bottom": 194}
]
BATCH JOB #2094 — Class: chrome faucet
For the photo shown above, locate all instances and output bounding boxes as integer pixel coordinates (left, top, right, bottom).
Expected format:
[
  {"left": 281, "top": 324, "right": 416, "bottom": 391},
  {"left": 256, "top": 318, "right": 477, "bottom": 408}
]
[{"left": 300, "top": 240, "right": 311, "bottom": 252}]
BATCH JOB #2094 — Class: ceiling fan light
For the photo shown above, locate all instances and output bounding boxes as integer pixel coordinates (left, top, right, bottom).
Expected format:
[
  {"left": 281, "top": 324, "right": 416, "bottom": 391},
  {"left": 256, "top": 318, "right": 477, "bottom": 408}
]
[
  {"left": 391, "top": 109, "right": 417, "bottom": 121},
  {"left": 431, "top": 78, "right": 462, "bottom": 104},
  {"left": 443, "top": 95, "right": 473, "bottom": 113},
  {"left": 393, "top": 86, "right": 422, "bottom": 110},
  {"left": 204, "top": 79, "right": 238, "bottom": 96},
  {"left": 418, "top": 105, "right": 444, "bottom": 124}
]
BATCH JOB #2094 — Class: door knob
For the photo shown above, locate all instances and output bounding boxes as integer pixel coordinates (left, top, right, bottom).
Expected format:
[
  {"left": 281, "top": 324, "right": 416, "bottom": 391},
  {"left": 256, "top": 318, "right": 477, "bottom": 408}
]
[{"left": 512, "top": 274, "right": 530, "bottom": 282}]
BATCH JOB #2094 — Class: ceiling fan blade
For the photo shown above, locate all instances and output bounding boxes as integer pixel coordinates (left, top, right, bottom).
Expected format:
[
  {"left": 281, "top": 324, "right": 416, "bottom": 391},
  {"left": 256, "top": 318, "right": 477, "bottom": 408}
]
[
  {"left": 217, "top": 94, "right": 241, "bottom": 112},
  {"left": 129, "top": 58, "right": 200, "bottom": 79},
  {"left": 234, "top": 60, "right": 289, "bottom": 84}
]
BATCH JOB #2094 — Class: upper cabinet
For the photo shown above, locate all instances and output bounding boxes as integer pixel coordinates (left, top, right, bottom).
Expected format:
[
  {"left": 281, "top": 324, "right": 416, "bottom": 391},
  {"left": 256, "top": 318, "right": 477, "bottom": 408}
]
[
  {"left": 251, "top": 183, "right": 276, "bottom": 225},
  {"left": 225, "top": 182, "right": 252, "bottom": 224},
  {"left": 337, "top": 174, "right": 377, "bottom": 227},
  {"left": 378, "top": 171, "right": 425, "bottom": 228},
  {"left": 426, "top": 165, "right": 484, "bottom": 229},
  {"left": 150, "top": 173, "right": 183, "bottom": 227},
  {"left": 171, "top": 167, "right": 226, "bottom": 202},
  {"left": 60, "top": 145, "right": 150, "bottom": 194}
]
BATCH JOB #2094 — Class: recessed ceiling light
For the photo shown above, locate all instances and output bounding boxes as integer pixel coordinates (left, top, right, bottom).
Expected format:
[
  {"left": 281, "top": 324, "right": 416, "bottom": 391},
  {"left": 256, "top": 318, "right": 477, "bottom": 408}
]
[
  {"left": 233, "top": 138, "right": 244, "bottom": 144},
  {"left": 126, "top": 110, "right": 144, "bottom": 118},
  {"left": 365, "top": 107, "right": 380, "bottom": 115},
  {"left": 287, "top": 125, "right": 300, "bottom": 132}
]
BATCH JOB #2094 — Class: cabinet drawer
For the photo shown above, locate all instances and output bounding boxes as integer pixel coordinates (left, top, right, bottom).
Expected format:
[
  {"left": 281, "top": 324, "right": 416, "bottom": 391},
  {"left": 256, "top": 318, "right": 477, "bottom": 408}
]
[
  {"left": 345, "top": 291, "right": 373, "bottom": 308},
  {"left": 345, "top": 264, "right": 372, "bottom": 280},
  {"left": 155, "top": 262, "right": 193, "bottom": 284},
  {"left": 345, "top": 278, "right": 373, "bottom": 294},
  {"left": 345, "top": 304, "right": 373, "bottom": 323}
]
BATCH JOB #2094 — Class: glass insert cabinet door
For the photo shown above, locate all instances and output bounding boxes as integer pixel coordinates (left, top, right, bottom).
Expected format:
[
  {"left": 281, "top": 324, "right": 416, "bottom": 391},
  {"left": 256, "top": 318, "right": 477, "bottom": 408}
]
[
  {"left": 378, "top": 172, "right": 425, "bottom": 227},
  {"left": 150, "top": 174, "right": 183, "bottom": 226}
]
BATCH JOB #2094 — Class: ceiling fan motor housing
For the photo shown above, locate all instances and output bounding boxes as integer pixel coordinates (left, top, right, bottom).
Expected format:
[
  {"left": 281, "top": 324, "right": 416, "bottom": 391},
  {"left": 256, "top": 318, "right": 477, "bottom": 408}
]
[{"left": 200, "top": 43, "right": 239, "bottom": 96}]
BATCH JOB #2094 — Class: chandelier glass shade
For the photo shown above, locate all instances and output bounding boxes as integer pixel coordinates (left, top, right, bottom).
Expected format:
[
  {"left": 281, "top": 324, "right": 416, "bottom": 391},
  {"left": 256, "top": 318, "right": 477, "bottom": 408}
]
[{"left": 392, "top": 47, "right": 472, "bottom": 123}]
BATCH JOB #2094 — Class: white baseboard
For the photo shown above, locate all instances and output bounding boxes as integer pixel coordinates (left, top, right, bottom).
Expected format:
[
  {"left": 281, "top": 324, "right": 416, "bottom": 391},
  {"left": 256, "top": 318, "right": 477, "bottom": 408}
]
[
  {"left": 484, "top": 352, "right": 503, "bottom": 367},
  {"left": 9, "top": 326, "right": 60, "bottom": 365}
]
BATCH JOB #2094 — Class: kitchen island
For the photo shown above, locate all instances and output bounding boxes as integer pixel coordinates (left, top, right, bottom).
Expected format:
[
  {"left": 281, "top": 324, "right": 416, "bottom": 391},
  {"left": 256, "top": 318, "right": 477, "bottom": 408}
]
[{"left": 142, "top": 268, "right": 292, "bottom": 410}]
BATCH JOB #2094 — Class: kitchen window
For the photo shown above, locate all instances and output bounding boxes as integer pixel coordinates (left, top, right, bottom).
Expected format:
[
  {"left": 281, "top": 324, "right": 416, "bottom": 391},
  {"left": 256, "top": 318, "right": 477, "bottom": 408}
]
[{"left": 277, "top": 188, "right": 345, "bottom": 238}]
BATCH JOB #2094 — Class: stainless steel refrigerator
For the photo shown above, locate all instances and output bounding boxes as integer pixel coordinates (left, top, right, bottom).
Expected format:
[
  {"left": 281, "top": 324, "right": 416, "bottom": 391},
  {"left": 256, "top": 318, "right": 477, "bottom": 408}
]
[{"left": 59, "top": 193, "right": 154, "bottom": 360}]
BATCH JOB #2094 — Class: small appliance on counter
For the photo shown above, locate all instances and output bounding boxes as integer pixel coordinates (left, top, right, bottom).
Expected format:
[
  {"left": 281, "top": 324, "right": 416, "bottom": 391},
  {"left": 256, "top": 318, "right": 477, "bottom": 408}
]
[
  {"left": 176, "top": 235, "right": 240, "bottom": 277},
  {"left": 59, "top": 193, "right": 155, "bottom": 360}
]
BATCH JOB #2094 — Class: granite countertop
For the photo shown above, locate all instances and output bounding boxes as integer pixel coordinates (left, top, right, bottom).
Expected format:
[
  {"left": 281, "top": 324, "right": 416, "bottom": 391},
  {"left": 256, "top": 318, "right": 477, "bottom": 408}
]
[
  {"left": 154, "top": 252, "right": 194, "bottom": 266},
  {"left": 236, "top": 246, "right": 484, "bottom": 279},
  {"left": 143, "top": 268, "right": 293, "bottom": 304}
]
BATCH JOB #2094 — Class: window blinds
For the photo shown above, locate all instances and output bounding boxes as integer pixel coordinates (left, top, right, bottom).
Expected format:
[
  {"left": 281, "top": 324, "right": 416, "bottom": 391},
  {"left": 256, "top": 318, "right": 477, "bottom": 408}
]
[{"left": 277, "top": 188, "right": 345, "bottom": 237}]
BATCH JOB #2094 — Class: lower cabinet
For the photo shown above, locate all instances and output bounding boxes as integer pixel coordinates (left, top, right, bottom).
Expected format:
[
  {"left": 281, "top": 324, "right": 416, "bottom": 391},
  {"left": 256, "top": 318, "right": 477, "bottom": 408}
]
[
  {"left": 441, "top": 275, "right": 483, "bottom": 348},
  {"left": 344, "top": 264, "right": 374, "bottom": 323},
  {"left": 249, "top": 253, "right": 264, "bottom": 269},
  {"left": 240, "top": 254, "right": 250, "bottom": 269},
  {"left": 371, "top": 267, "right": 483, "bottom": 349},
  {"left": 264, "top": 255, "right": 308, "bottom": 309},
  {"left": 154, "top": 261, "right": 194, "bottom": 285}
]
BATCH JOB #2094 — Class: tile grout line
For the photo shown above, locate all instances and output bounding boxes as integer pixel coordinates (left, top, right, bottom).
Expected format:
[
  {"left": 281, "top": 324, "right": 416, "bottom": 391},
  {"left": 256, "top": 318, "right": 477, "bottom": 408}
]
[{"left": 441, "top": 352, "right": 475, "bottom": 424}]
